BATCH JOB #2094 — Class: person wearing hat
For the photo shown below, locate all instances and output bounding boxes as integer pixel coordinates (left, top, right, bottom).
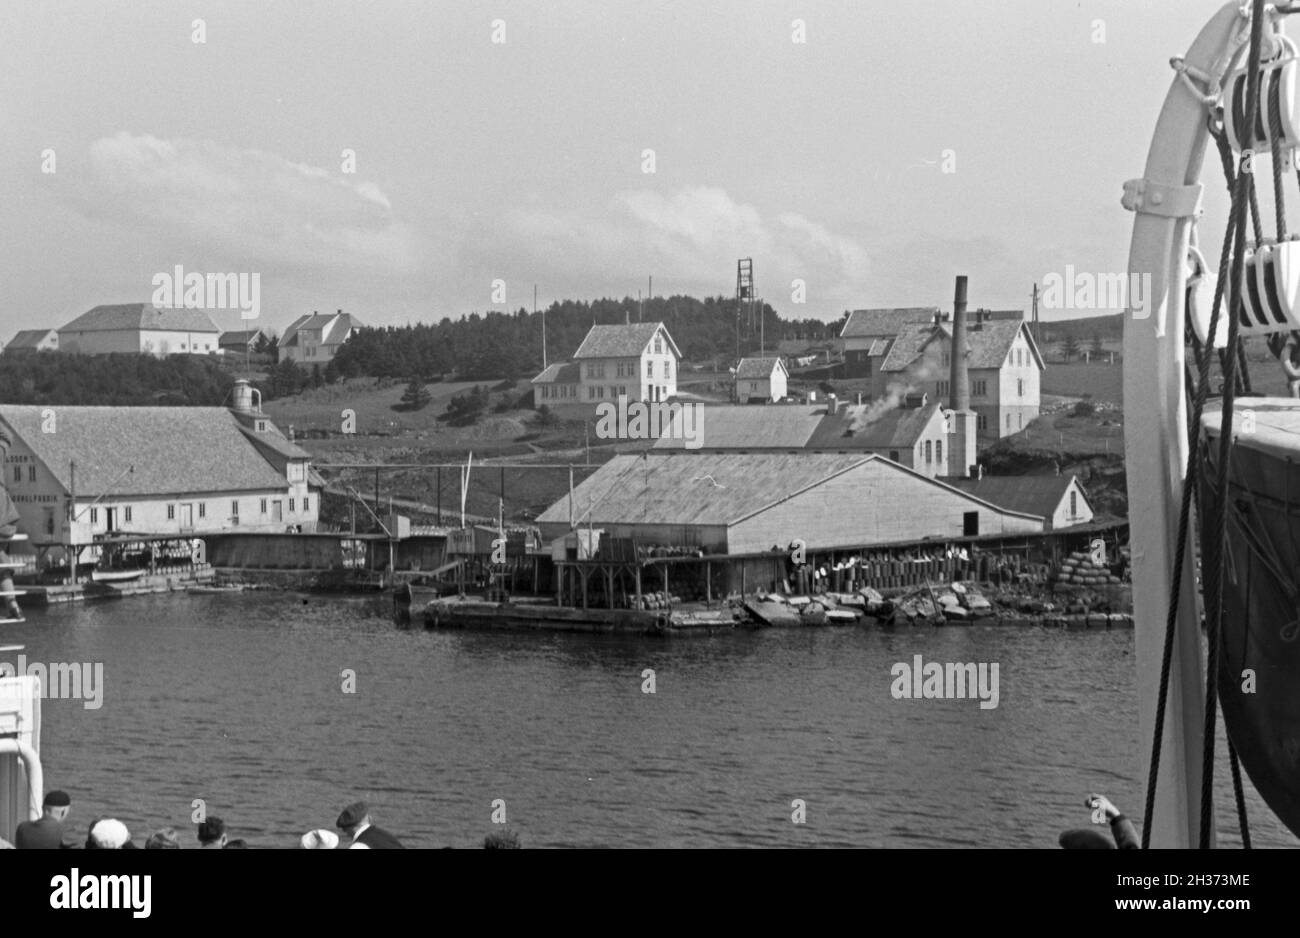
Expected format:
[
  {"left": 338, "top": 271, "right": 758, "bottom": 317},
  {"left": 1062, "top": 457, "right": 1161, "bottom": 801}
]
[
  {"left": 197, "top": 816, "right": 227, "bottom": 849},
  {"left": 145, "top": 828, "right": 181, "bottom": 849},
  {"left": 300, "top": 829, "right": 340, "bottom": 849},
  {"left": 336, "top": 801, "right": 404, "bottom": 849},
  {"left": 86, "top": 818, "right": 133, "bottom": 849},
  {"left": 15, "top": 790, "right": 74, "bottom": 849}
]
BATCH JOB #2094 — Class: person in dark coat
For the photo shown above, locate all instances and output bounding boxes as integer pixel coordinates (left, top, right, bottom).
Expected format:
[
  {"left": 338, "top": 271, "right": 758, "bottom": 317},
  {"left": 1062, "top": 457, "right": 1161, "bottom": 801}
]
[
  {"left": 15, "top": 790, "right": 74, "bottom": 849},
  {"left": 1059, "top": 793, "right": 1140, "bottom": 849},
  {"left": 336, "top": 801, "right": 404, "bottom": 849}
]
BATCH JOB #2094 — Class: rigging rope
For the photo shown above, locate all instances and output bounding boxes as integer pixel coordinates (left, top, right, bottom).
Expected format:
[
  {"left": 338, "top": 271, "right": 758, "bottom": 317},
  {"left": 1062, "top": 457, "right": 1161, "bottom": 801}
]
[{"left": 1141, "top": 0, "right": 1267, "bottom": 849}]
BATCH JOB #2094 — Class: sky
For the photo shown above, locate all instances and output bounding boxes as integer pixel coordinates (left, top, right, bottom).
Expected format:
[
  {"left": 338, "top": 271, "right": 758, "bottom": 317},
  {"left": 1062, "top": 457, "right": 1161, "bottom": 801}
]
[{"left": 0, "top": 0, "right": 1239, "bottom": 340}]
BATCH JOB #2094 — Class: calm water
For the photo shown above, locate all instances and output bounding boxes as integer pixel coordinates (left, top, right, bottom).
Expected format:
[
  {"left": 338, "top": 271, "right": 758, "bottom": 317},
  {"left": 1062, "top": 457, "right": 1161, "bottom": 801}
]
[{"left": 3, "top": 593, "right": 1293, "bottom": 848}]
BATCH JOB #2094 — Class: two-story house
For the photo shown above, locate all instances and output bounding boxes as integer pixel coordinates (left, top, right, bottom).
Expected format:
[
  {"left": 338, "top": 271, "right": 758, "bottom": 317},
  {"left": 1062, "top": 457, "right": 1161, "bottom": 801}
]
[
  {"left": 838, "top": 308, "right": 939, "bottom": 378},
  {"left": 878, "top": 313, "right": 1043, "bottom": 442},
  {"left": 531, "top": 321, "right": 682, "bottom": 419},
  {"left": 279, "top": 310, "right": 363, "bottom": 365}
]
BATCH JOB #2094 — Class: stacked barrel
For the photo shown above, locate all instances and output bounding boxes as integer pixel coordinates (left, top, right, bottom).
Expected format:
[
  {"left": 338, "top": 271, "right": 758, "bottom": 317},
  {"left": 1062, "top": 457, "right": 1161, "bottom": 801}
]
[{"left": 1057, "top": 551, "right": 1122, "bottom": 586}]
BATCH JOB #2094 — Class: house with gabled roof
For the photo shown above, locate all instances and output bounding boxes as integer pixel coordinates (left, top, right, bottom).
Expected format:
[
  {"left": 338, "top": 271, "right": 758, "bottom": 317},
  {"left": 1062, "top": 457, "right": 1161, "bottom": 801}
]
[
  {"left": 279, "top": 310, "right": 363, "bottom": 365},
  {"left": 219, "top": 329, "right": 267, "bottom": 354},
  {"left": 838, "top": 307, "right": 939, "bottom": 378},
  {"left": 58, "top": 304, "right": 220, "bottom": 356},
  {"left": 4, "top": 329, "right": 58, "bottom": 353},
  {"left": 944, "top": 473, "right": 1094, "bottom": 530},
  {"left": 532, "top": 321, "right": 681, "bottom": 419},
  {"left": 0, "top": 390, "right": 319, "bottom": 549},
  {"left": 734, "top": 357, "right": 788, "bottom": 403}
]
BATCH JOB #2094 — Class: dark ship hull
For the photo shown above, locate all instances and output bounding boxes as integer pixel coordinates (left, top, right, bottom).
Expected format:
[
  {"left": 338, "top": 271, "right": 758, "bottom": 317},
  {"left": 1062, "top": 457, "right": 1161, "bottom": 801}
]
[{"left": 1200, "top": 399, "right": 1300, "bottom": 837}]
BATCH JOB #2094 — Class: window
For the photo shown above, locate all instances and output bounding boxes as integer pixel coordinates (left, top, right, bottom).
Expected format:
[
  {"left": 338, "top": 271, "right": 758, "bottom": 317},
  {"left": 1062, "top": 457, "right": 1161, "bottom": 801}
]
[
  {"left": 972, "top": 379, "right": 987, "bottom": 397},
  {"left": 889, "top": 449, "right": 900, "bottom": 462},
  {"left": 124, "top": 507, "right": 132, "bottom": 523},
  {"left": 11, "top": 467, "right": 19, "bottom": 483},
  {"left": 167, "top": 505, "right": 175, "bottom": 520},
  {"left": 303, "top": 497, "right": 310, "bottom": 513},
  {"left": 645, "top": 360, "right": 653, "bottom": 377},
  {"left": 978, "top": 414, "right": 988, "bottom": 430},
  {"left": 232, "top": 500, "right": 240, "bottom": 520},
  {"left": 290, "top": 498, "right": 295, "bottom": 512},
  {"left": 588, "top": 386, "right": 596, "bottom": 400},
  {"left": 963, "top": 511, "right": 980, "bottom": 537},
  {"left": 1017, "top": 379, "right": 1024, "bottom": 397},
  {"left": 666, "top": 360, "right": 673, "bottom": 378},
  {"left": 198, "top": 503, "right": 206, "bottom": 519},
  {"left": 90, "top": 508, "right": 98, "bottom": 524},
  {"left": 260, "top": 498, "right": 268, "bottom": 514},
  {"left": 654, "top": 336, "right": 663, "bottom": 354},
  {"left": 27, "top": 466, "right": 35, "bottom": 482},
  {"left": 937, "top": 381, "right": 949, "bottom": 398},
  {"left": 1006, "top": 413, "right": 1012, "bottom": 430},
  {"left": 936, "top": 440, "right": 943, "bottom": 463},
  {"left": 1070, "top": 490, "right": 1078, "bottom": 517},
  {"left": 925, "top": 441, "right": 932, "bottom": 463}
]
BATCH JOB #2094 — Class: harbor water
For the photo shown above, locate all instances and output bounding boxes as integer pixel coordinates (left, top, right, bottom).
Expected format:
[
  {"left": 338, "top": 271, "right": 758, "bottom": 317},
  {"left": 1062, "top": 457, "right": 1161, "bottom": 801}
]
[{"left": 4, "top": 593, "right": 1292, "bottom": 848}]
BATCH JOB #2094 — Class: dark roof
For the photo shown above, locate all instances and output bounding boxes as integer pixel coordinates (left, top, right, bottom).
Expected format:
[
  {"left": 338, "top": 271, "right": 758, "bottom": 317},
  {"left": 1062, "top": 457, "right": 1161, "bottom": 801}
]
[
  {"left": 61, "top": 304, "right": 219, "bottom": 334},
  {"left": 281, "top": 313, "right": 364, "bottom": 347},
  {"left": 531, "top": 362, "right": 581, "bottom": 384},
  {"left": 806, "top": 401, "right": 943, "bottom": 450},
  {"left": 219, "top": 329, "right": 264, "bottom": 348},
  {"left": 880, "top": 320, "right": 1043, "bottom": 372},
  {"left": 840, "top": 308, "right": 938, "bottom": 338},
  {"left": 6, "top": 329, "right": 56, "bottom": 349},
  {"left": 734, "top": 357, "right": 786, "bottom": 379},
  {"left": 944, "top": 474, "right": 1087, "bottom": 519},
  {"left": 573, "top": 322, "right": 680, "bottom": 359},
  {"left": 0, "top": 406, "right": 299, "bottom": 497}
]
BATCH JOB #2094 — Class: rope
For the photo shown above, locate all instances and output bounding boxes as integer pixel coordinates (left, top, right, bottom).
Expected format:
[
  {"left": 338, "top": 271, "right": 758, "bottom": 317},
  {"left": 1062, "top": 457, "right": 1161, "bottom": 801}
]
[
  {"left": 1228, "top": 736, "right": 1252, "bottom": 848},
  {"left": 1199, "top": 0, "right": 1268, "bottom": 849}
]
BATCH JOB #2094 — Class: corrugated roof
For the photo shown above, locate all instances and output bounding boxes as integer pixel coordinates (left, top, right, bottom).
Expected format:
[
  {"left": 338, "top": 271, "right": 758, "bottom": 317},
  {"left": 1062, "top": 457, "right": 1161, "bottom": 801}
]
[
  {"left": 806, "top": 401, "right": 942, "bottom": 449},
  {"left": 531, "top": 361, "right": 581, "bottom": 384},
  {"left": 538, "top": 452, "right": 874, "bottom": 526},
  {"left": 60, "top": 304, "right": 219, "bottom": 334},
  {"left": 944, "top": 474, "right": 1085, "bottom": 519},
  {"left": 653, "top": 404, "right": 825, "bottom": 450},
  {"left": 734, "top": 357, "right": 786, "bottom": 379},
  {"left": 840, "top": 308, "right": 938, "bottom": 338},
  {"left": 573, "top": 322, "right": 680, "bottom": 360},
  {"left": 6, "top": 329, "right": 56, "bottom": 349},
  {"left": 0, "top": 405, "right": 297, "bottom": 497}
]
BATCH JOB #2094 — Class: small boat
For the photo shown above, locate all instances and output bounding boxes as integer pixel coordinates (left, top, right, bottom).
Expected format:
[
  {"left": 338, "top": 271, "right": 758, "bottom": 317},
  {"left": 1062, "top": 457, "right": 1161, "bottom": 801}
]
[
  {"left": 90, "top": 569, "right": 146, "bottom": 583},
  {"left": 423, "top": 597, "right": 666, "bottom": 634},
  {"left": 743, "top": 598, "right": 802, "bottom": 627},
  {"left": 825, "top": 608, "right": 859, "bottom": 624}
]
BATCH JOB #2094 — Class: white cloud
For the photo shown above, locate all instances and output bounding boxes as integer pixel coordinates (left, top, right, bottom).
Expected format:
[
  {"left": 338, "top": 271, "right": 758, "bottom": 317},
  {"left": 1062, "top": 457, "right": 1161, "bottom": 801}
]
[{"left": 73, "top": 132, "right": 420, "bottom": 276}]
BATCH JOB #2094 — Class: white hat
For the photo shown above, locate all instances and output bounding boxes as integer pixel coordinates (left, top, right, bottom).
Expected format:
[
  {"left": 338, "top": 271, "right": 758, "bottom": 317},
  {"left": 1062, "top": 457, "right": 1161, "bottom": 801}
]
[
  {"left": 300, "top": 828, "right": 340, "bottom": 849},
  {"left": 89, "top": 819, "right": 131, "bottom": 849}
]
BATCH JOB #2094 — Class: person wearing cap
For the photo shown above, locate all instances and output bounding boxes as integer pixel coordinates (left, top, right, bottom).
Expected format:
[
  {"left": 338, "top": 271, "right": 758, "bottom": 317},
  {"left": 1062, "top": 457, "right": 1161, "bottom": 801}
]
[
  {"left": 197, "top": 816, "right": 227, "bottom": 849},
  {"left": 15, "top": 790, "right": 75, "bottom": 849},
  {"left": 336, "top": 801, "right": 404, "bottom": 849},
  {"left": 300, "top": 829, "right": 340, "bottom": 849}
]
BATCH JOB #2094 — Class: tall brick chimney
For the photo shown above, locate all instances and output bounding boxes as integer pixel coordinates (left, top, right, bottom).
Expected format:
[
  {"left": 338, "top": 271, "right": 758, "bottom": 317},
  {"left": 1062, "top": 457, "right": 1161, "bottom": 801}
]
[
  {"left": 947, "top": 275, "right": 977, "bottom": 478},
  {"left": 950, "top": 275, "right": 969, "bottom": 411}
]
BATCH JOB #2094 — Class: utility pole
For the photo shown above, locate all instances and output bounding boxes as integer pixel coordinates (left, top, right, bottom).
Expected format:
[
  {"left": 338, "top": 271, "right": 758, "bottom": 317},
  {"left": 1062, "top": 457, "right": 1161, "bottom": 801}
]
[
  {"left": 537, "top": 284, "right": 545, "bottom": 369},
  {"left": 1031, "top": 283, "right": 1040, "bottom": 346}
]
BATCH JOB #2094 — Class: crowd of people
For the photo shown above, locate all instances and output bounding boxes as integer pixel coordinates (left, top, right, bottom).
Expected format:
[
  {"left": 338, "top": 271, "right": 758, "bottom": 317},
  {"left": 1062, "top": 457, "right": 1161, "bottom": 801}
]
[{"left": 0, "top": 790, "right": 509, "bottom": 849}]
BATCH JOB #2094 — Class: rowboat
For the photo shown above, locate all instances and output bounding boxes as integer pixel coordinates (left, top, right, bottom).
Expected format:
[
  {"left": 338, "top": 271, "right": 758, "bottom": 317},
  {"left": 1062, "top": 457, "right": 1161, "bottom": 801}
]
[{"left": 90, "top": 569, "right": 146, "bottom": 583}]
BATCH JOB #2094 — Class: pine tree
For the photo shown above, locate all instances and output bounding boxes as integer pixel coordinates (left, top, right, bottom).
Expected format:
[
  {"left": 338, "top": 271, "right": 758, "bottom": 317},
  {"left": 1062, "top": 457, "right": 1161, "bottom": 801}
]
[
  {"left": 1061, "top": 335, "right": 1081, "bottom": 362},
  {"left": 1089, "top": 334, "right": 1105, "bottom": 357},
  {"left": 399, "top": 375, "right": 431, "bottom": 411}
]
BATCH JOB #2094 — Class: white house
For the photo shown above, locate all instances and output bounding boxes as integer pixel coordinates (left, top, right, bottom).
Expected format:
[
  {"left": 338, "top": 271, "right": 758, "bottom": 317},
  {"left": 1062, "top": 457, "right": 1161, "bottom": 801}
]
[
  {"left": 58, "top": 304, "right": 221, "bottom": 356},
  {"left": 4, "top": 329, "right": 58, "bottom": 353},
  {"left": 279, "top": 310, "right": 363, "bottom": 365},
  {"left": 734, "top": 357, "right": 789, "bottom": 402},
  {"left": 945, "top": 474, "right": 1095, "bottom": 530},
  {"left": 532, "top": 321, "right": 682, "bottom": 419},
  {"left": 0, "top": 389, "right": 319, "bottom": 549}
]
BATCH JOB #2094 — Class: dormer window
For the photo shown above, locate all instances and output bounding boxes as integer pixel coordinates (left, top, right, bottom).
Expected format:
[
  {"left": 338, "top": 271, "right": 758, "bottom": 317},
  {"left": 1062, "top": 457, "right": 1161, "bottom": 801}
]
[{"left": 255, "top": 419, "right": 269, "bottom": 432}]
